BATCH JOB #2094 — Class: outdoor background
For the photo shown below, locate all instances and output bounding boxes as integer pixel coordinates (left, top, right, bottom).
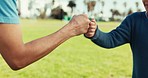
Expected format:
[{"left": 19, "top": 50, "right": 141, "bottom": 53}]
[{"left": 0, "top": 0, "right": 145, "bottom": 78}]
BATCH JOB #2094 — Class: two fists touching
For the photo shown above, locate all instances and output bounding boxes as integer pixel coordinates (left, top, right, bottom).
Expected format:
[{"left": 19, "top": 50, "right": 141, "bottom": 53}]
[
  {"left": 0, "top": 14, "right": 97, "bottom": 70},
  {"left": 64, "top": 14, "right": 97, "bottom": 38}
]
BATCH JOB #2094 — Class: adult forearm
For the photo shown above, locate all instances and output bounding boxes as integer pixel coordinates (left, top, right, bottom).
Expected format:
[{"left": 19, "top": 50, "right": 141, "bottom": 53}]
[
  {"left": 24, "top": 27, "right": 71, "bottom": 66},
  {"left": 9, "top": 26, "right": 71, "bottom": 70},
  {"left": 0, "top": 14, "right": 90, "bottom": 70}
]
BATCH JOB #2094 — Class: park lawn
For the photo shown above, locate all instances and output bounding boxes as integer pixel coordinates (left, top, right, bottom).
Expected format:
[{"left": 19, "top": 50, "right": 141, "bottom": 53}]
[{"left": 0, "top": 19, "right": 132, "bottom": 78}]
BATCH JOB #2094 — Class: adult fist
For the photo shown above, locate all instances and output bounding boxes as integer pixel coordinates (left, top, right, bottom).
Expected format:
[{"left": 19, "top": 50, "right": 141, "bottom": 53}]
[{"left": 66, "top": 14, "right": 91, "bottom": 37}]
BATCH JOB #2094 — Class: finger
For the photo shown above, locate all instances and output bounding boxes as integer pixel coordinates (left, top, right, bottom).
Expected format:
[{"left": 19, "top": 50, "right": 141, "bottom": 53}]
[
  {"left": 88, "top": 32, "right": 95, "bottom": 35},
  {"left": 89, "top": 22, "right": 97, "bottom": 28},
  {"left": 91, "top": 18, "right": 96, "bottom": 21},
  {"left": 89, "top": 25, "right": 97, "bottom": 29},
  {"left": 91, "top": 18, "right": 95, "bottom": 21},
  {"left": 88, "top": 29, "right": 96, "bottom": 32},
  {"left": 85, "top": 32, "right": 95, "bottom": 37},
  {"left": 88, "top": 19, "right": 91, "bottom": 23},
  {"left": 89, "top": 22, "right": 95, "bottom": 26},
  {"left": 90, "top": 22, "right": 96, "bottom": 25}
]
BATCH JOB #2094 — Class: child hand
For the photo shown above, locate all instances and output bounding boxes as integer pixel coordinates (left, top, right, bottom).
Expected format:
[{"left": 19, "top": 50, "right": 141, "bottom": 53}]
[{"left": 84, "top": 18, "right": 97, "bottom": 38}]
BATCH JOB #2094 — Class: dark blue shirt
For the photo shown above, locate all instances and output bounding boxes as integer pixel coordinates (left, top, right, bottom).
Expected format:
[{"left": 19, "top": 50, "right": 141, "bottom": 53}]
[{"left": 90, "top": 12, "right": 148, "bottom": 78}]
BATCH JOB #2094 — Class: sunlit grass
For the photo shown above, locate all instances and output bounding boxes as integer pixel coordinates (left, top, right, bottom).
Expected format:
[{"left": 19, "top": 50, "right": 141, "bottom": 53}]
[{"left": 0, "top": 19, "right": 132, "bottom": 78}]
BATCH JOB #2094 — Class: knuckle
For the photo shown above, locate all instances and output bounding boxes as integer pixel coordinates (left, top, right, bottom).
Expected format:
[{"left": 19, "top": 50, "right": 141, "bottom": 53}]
[
  {"left": 88, "top": 19, "right": 91, "bottom": 22},
  {"left": 90, "top": 29, "right": 94, "bottom": 31},
  {"left": 91, "top": 26, "right": 96, "bottom": 29},
  {"left": 86, "top": 20, "right": 90, "bottom": 23},
  {"left": 82, "top": 14, "right": 88, "bottom": 18},
  {"left": 87, "top": 33, "right": 93, "bottom": 36},
  {"left": 89, "top": 29, "right": 95, "bottom": 32},
  {"left": 73, "top": 15, "right": 77, "bottom": 17}
]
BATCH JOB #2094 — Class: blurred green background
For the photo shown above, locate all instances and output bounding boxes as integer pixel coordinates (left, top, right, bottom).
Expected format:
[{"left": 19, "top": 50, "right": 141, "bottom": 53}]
[{"left": 0, "top": 19, "right": 132, "bottom": 78}]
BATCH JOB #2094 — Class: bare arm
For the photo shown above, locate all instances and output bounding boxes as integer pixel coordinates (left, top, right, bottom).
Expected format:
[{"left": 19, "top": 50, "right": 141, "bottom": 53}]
[{"left": 0, "top": 14, "right": 90, "bottom": 70}]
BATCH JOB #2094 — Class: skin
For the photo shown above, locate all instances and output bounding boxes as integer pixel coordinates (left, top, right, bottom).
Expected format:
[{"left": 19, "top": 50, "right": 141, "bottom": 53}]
[
  {"left": 143, "top": 0, "right": 148, "bottom": 12},
  {"left": 85, "top": 0, "right": 148, "bottom": 38},
  {"left": 84, "top": 18, "right": 97, "bottom": 38},
  {"left": 0, "top": 14, "right": 90, "bottom": 70}
]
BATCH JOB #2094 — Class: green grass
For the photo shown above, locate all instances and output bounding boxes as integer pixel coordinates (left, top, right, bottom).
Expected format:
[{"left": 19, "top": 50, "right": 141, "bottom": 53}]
[{"left": 0, "top": 19, "right": 132, "bottom": 78}]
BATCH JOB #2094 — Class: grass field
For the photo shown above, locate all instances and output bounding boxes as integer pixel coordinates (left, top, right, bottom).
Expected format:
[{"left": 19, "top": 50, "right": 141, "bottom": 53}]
[{"left": 0, "top": 19, "right": 132, "bottom": 78}]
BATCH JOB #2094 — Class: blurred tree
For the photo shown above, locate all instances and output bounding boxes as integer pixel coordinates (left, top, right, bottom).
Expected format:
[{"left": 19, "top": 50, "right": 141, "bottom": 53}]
[
  {"left": 122, "top": 2, "right": 127, "bottom": 17},
  {"left": 38, "top": 3, "right": 49, "bottom": 19},
  {"left": 28, "top": 0, "right": 34, "bottom": 11},
  {"left": 84, "top": 0, "right": 87, "bottom": 5},
  {"left": 110, "top": 9, "right": 121, "bottom": 21},
  {"left": 135, "top": 2, "right": 141, "bottom": 12},
  {"left": 86, "top": 0, "right": 96, "bottom": 18},
  {"left": 100, "top": 1, "right": 105, "bottom": 14},
  {"left": 51, "top": 6, "right": 67, "bottom": 20},
  {"left": 113, "top": 1, "right": 117, "bottom": 9},
  {"left": 123, "top": 2, "right": 127, "bottom": 8},
  {"left": 128, "top": 8, "right": 133, "bottom": 15},
  {"left": 52, "top": 0, "right": 55, "bottom": 5},
  {"left": 67, "top": 0, "right": 76, "bottom": 15},
  {"left": 110, "top": 1, "right": 117, "bottom": 21},
  {"left": 87, "top": 1, "right": 96, "bottom": 12},
  {"left": 17, "top": 0, "right": 21, "bottom": 16},
  {"left": 135, "top": 2, "right": 139, "bottom": 8}
]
